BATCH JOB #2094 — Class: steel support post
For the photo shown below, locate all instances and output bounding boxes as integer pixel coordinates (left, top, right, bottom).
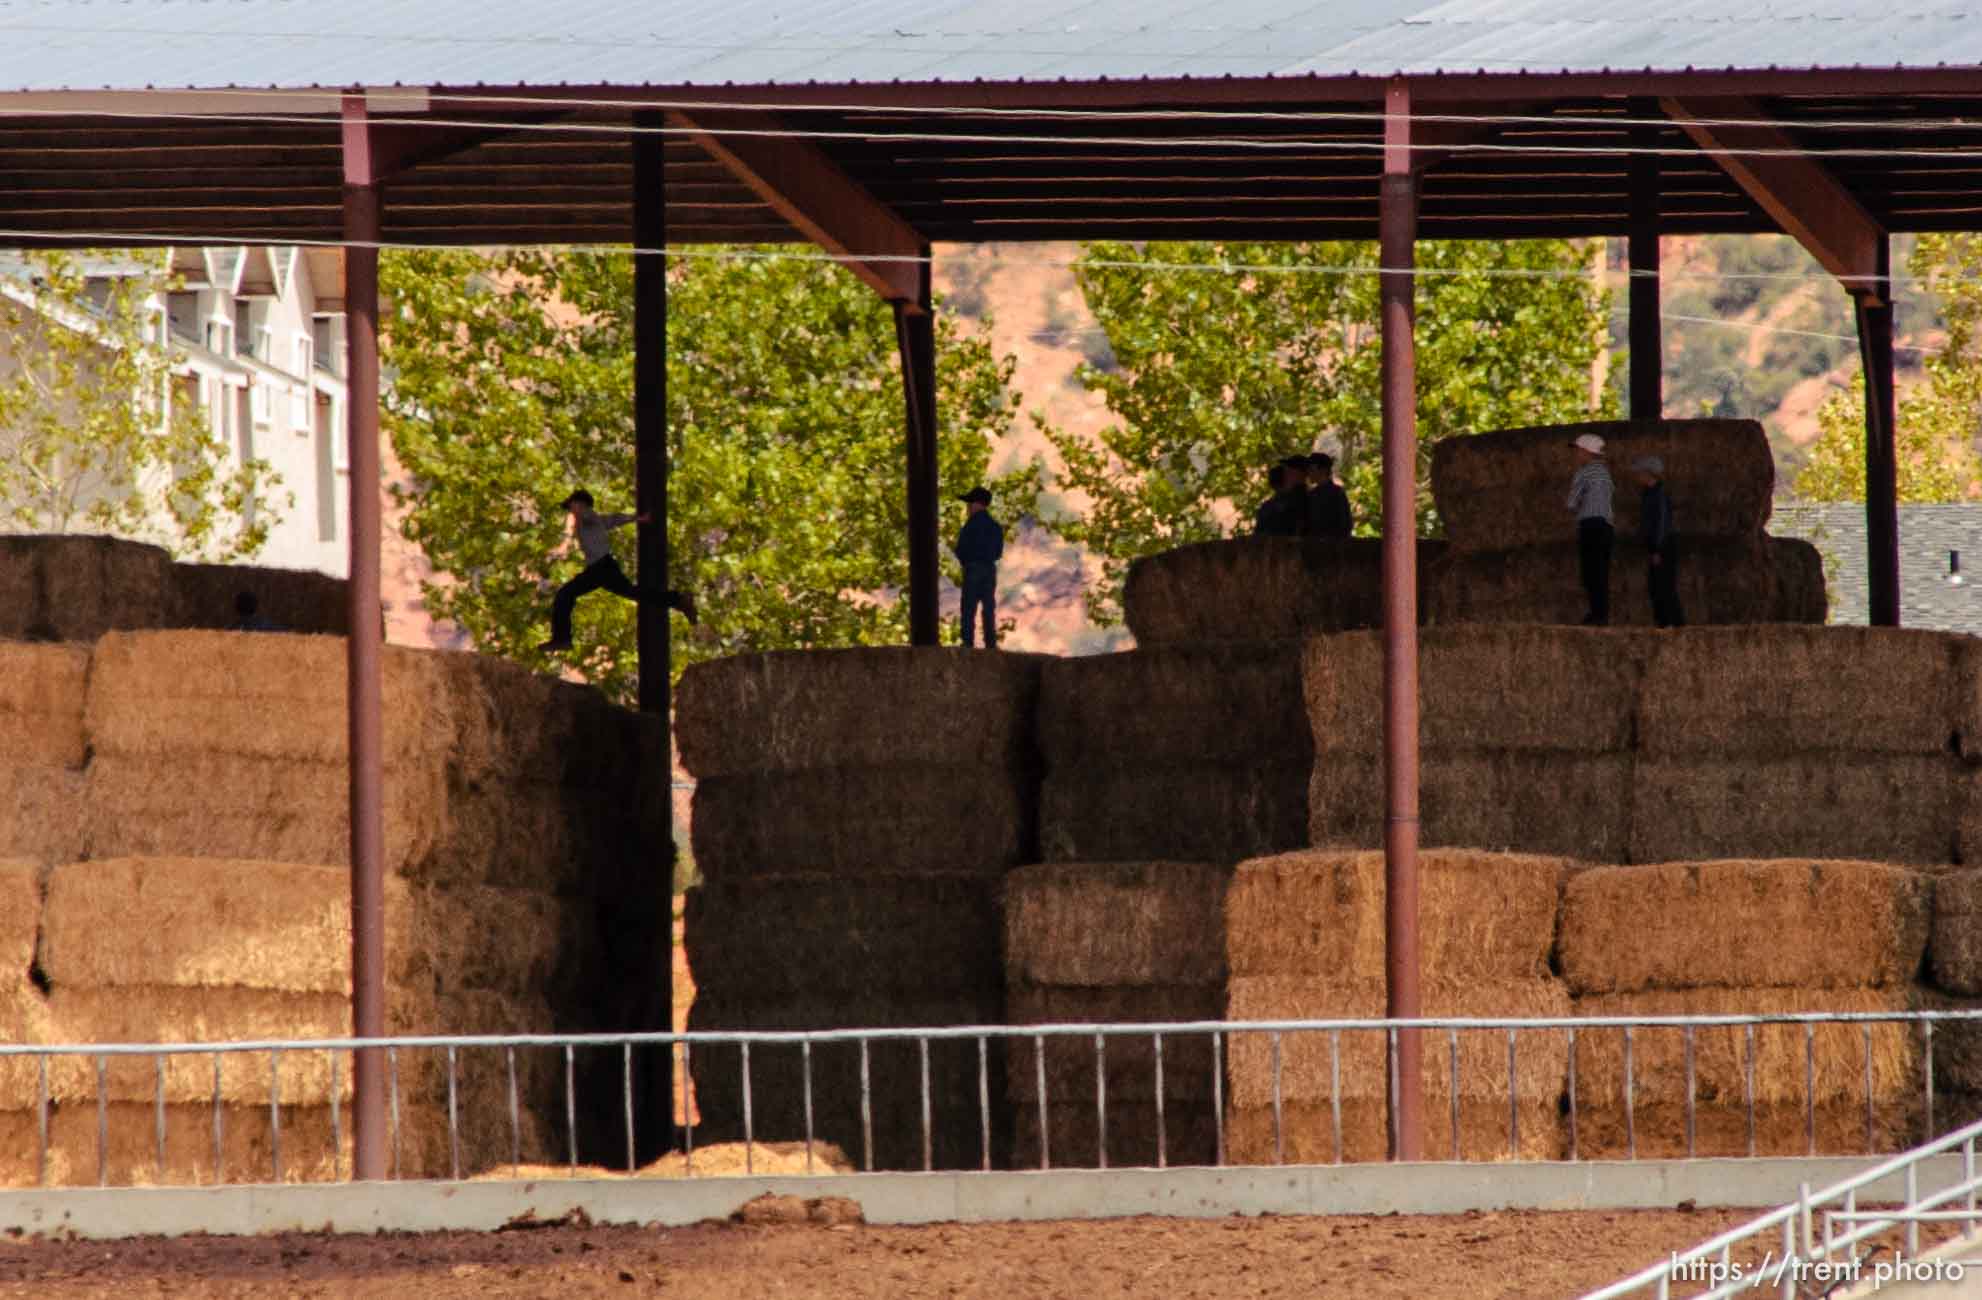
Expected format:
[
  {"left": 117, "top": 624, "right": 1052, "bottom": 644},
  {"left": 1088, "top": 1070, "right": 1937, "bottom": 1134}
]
[
  {"left": 1628, "top": 100, "right": 1663, "bottom": 421},
  {"left": 894, "top": 252, "right": 939, "bottom": 646},
  {"left": 1859, "top": 239, "right": 1899, "bottom": 626}
]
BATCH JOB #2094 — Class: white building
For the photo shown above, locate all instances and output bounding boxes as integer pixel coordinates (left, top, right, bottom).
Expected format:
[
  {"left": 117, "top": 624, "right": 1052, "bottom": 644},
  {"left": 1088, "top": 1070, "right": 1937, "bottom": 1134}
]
[
  {"left": 0, "top": 244, "right": 352, "bottom": 577},
  {"left": 158, "top": 245, "right": 352, "bottom": 576}
]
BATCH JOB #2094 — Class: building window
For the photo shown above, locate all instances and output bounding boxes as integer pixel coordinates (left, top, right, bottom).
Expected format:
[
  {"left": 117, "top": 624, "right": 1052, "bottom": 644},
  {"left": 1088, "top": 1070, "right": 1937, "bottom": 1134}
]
[
  {"left": 250, "top": 380, "right": 270, "bottom": 427},
  {"left": 204, "top": 319, "right": 232, "bottom": 356},
  {"left": 291, "top": 337, "right": 313, "bottom": 428}
]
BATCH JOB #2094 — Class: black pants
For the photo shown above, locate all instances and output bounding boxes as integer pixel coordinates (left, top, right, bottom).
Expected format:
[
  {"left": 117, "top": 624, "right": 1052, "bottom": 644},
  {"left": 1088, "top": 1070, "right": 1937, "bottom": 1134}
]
[
  {"left": 550, "top": 557, "right": 686, "bottom": 644},
  {"left": 1578, "top": 518, "right": 1613, "bottom": 626},
  {"left": 960, "top": 565, "right": 997, "bottom": 648},
  {"left": 1648, "top": 541, "right": 1685, "bottom": 628}
]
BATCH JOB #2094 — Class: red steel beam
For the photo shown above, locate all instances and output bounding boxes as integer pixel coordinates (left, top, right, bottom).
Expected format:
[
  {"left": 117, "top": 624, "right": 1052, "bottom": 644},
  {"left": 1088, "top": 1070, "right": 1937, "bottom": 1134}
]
[
  {"left": 340, "top": 92, "right": 388, "bottom": 1185},
  {"left": 1379, "top": 76, "right": 1424, "bottom": 1166},
  {"left": 671, "top": 107, "right": 923, "bottom": 305},
  {"left": 1662, "top": 95, "right": 1887, "bottom": 298}
]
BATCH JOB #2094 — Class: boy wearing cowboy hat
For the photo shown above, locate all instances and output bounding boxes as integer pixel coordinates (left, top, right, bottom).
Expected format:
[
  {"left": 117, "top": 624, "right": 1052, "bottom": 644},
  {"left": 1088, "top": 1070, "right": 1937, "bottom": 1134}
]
[{"left": 1566, "top": 434, "right": 1614, "bottom": 626}]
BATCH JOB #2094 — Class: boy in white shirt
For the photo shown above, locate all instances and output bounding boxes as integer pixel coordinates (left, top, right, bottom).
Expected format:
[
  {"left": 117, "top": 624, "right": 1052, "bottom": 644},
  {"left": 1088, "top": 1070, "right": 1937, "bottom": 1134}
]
[
  {"left": 1565, "top": 434, "right": 1614, "bottom": 626},
  {"left": 539, "top": 488, "right": 695, "bottom": 653}
]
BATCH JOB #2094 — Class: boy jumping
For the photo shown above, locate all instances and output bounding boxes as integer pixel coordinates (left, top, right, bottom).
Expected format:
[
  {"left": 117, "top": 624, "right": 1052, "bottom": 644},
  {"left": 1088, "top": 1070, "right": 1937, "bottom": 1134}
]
[{"left": 538, "top": 488, "right": 695, "bottom": 653}]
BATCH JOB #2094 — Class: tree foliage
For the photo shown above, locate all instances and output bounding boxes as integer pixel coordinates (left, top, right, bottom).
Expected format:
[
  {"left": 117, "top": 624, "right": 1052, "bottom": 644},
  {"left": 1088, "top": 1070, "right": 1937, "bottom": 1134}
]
[
  {"left": 1795, "top": 233, "right": 1982, "bottom": 504},
  {"left": 1036, "top": 240, "right": 1617, "bottom": 623},
  {"left": 0, "top": 249, "right": 279, "bottom": 560},
  {"left": 380, "top": 248, "right": 1033, "bottom": 703}
]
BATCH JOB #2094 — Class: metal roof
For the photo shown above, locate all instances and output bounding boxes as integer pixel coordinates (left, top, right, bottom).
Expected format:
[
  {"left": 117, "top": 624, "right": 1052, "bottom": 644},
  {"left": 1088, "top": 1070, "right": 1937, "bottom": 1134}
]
[
  {"left": 0, "top": 2, "right": 1979, "bottom": 91},
  {"left": 0, "top": 4, "right": 1975, "bottom": 250}
]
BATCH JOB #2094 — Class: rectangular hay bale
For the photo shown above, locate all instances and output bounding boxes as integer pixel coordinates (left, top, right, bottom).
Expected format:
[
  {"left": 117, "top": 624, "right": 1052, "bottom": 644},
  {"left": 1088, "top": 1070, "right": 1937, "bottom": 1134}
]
[
  {"left": 683, "top": 874, "right": 1003, "bottom": 1002},
  {"left": 1002, "top": 862, "right": 1231, "bottom": 988},
  {"left": 1225, "top": 849, "right": 1565, "bottom": 982},
  {"left": 1312, "top": 751, "right": 1630, "bottom": 862},
  {"left": 39, "top": 857, "right": 411, "bottom": 995},
  {"left": 690, "top": 765, "right": 1038, "bottom": 880},
  {"left": 1569, "top": 988, "right": 1923, "bottom": 1136},
  {"left": 1012, "top": 1099, "right": 1221, "bottom": 1169},
  {"left": 85, "top": 753, "right": 447, "bottom": 877},
  {"left": 1037, "top": 643, "right": 1310, "bottom": 767},
  {"left": 0, "top": 766, "right": 87, "bottom": 866},
  {"left": 0, "top": 640, "right": 88, "bottom": 767},
  {"left": 0, "top": 536, "right": 173, "bottom": 643},
  {"left": 0, "top": 1103, "right": 351, "bottom": 1189},
  {"left": 1226, "top": 1098, "right": 1563, "bottom": 1165},
  {"left": 1224, "top": 976, "right": 1571, "bottom": 1111},
  {"left": 1562, "top": 861, "right": 1933, "bottom": 994},
  {"left": 1119, "top": 537, "right": 1446, "bottom": 646},
  {"left": 1041, "top": 761, "right": 1308, "bottom": 866},
  {"left": 1304, "top": 627, "right": 1644, "bottom": 756},
  {"left": 170, "top": 562, "right": 349, "bottom": 637},
  {"left": 0, "top": 859, "right": 38, "bottom": 979},
  {"left": 687, "top": 991, "right": 1006, "bottom": 1172},
  {"left": 1932, "top": 870, "right": 1982, "bottom": 996},
  {"left": 1428, "top": 418, "right": 1775, "bottom": 554},
  {"left": 1631, "top": 755, "right": 1955, "bottom": 867},
  {"left": 1639, "top": 627, "right": 1958, "bottom": 757},
  {"left": 1006, "top": 984, "right": 1223, "bottom": 1103},
  {"left": 1425, "top": 536, "right": 1785, "bottom": 628},
  {"left": 676, "top": 648, "right": 1046, "bottom": 779},
  {"left": 85, "top": 631, "right": 450, "bottom": 768}
]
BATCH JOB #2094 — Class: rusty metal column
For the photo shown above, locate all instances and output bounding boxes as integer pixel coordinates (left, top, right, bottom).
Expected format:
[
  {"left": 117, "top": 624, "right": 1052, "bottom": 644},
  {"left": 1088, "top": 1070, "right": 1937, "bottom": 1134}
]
[
  {"left": 893, "top": 250, "right": 939, "bottom": 645},
  {"left": 1859, "top": 238, "right": 1899, "bottom": 626},
  {"left": 340, "top": 92, "right": 387, "bottom": 1182},
  {"left": 631, "top": 112, "right": 677, "bottom": 1156},
  {"left": 1628, "top": 100, "right": 1663, "bottom": 420},
  {"left": 1379, "top": 78, "right": 1423, "bottom": 1163}
]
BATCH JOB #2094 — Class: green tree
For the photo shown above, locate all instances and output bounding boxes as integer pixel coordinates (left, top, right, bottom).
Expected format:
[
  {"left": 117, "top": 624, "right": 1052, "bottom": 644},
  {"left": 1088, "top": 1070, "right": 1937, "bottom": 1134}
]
[
  {"left": 0, "top": 249, "right": 280, "bottom": 559},
  {"left": 1795, "top": 233, "right": 1982, "bottom": 504},
  {"left": 1037, "top": 240, "right": 1616, "bottom": 624},
  {"left": 381, "top": 248, "right": 1035, "bottom": 703}
]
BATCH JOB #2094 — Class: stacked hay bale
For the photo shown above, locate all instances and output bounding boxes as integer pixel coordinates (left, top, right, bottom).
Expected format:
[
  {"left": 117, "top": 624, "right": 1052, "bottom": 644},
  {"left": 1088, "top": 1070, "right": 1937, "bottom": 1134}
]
[
  {"left": 1307, "top": 626, "right": 1641, "bottom": 861},
  {"left": 1038, "top": 643, "right": 1312, "bottom": 864},
  {"left": 1002, "top": 862, "right": 1230, "bottom": 1168},
  {"left": 0, "top": 536, "right": 173, "bottom": 642},
  {"left": 0, "top": 630, "right": 670, "bottom": 1185},
  {"left": 1223, "top": 849, "right": 1570, "bottom": 1162},
  {"left": 677, "top": 649, "right": 1044, "bottom": 1171},
  {"left": 1425, "top": 419, "right": 1823, "bottom": 625},
  {"left": 0, "top": 641, "right": 89, "bottom": 865},
  {"left": 1634, "top": 627, "right": 1960, "bottom": 865},
  {"left": 171, "top": 562, "right": 350, "bottom": 635},
  {"left": 1924, "top": 872, "right": 1982, "bottom": 1137},
  {"left": 1122, "top": 537, "right": 1449, "bottom": 645},
  {"left": 1560, "top": 860, "right": 1935, "bottom": 1156}
]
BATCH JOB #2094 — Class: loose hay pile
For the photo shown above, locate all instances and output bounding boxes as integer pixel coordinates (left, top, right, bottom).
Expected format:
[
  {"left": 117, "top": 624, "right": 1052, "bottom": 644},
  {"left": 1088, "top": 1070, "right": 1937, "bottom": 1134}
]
[
  {"left": 1039, "top": 644, "right": 1310, "bottom": 865},
  {"left": 1002, "top": 863, "right": 1231, "bottom": 1167},
  {"left": 1121, "top": 537, "right": 1448, "bottom": 645}
]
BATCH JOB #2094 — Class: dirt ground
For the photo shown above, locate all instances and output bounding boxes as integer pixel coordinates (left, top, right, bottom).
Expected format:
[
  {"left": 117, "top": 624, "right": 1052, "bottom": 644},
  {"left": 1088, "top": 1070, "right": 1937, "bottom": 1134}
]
[{"left": 0, "top": 1203, "right": 1944, "bottom": 1299}]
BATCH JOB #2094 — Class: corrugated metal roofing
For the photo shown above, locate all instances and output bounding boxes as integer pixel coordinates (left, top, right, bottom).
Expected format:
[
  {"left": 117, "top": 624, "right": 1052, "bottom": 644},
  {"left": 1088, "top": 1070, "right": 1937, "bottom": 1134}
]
[{"left": 0, "top": 1, "right": 1978, "bottom": 94}]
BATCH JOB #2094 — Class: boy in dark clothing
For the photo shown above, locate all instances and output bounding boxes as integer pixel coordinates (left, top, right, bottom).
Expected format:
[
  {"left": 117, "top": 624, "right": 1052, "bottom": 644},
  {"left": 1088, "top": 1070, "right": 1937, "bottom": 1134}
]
[
  {"left": 953, "top": 486, "right": 1004, "bottom": 648},
  {"left": 1253, "top": 464, "right": 1291, "bottom": 536},
  {"left": 1303, "top": 452, "right": 1354, "bottom": 539},
  {"left": 1253, "top": 458, "right": 1308, "bottom": 537},
  {"left": 1633, "top": 456, "right": 1685, "bottom": 628},
  {"left": 538, "top": 488, "right": 696, "bottom": 653}
]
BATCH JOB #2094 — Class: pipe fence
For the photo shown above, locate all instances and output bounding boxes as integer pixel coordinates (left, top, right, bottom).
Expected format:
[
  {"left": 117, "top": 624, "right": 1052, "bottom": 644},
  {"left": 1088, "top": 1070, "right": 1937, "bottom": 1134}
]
[{"left": 4, "top": 1010, "right": 1981, "bottom": 1189}]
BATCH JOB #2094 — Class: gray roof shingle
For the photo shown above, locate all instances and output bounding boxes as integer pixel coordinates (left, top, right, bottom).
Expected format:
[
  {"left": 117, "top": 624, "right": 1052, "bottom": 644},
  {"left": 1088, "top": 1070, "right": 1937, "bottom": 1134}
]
[{"left": 1774, "top": 502, "right": 1982, "bottom": 632}]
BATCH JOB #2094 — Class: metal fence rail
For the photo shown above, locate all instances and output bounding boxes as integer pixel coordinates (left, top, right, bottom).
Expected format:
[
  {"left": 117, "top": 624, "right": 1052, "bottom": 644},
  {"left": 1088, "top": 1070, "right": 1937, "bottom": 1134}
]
[
  {"left": 1582, "top": 1115, "right": 1982, "bottom": 1299},
  {"left": 4, "top": 1010, "right": 1982, "bottom": 1189}
]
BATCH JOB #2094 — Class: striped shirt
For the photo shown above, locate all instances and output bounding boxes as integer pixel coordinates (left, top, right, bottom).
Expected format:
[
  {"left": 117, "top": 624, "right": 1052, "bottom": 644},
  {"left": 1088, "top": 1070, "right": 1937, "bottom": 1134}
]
[{"left": 1566, "top": 462, "right": 1614, "bottom": 524}]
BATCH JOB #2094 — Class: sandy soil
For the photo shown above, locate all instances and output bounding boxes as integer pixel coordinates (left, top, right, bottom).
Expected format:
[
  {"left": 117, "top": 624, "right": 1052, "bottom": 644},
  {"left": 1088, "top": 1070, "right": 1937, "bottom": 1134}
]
[{"left": 0, "top": 1205, "right": 1827, "bottom": 1299}]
